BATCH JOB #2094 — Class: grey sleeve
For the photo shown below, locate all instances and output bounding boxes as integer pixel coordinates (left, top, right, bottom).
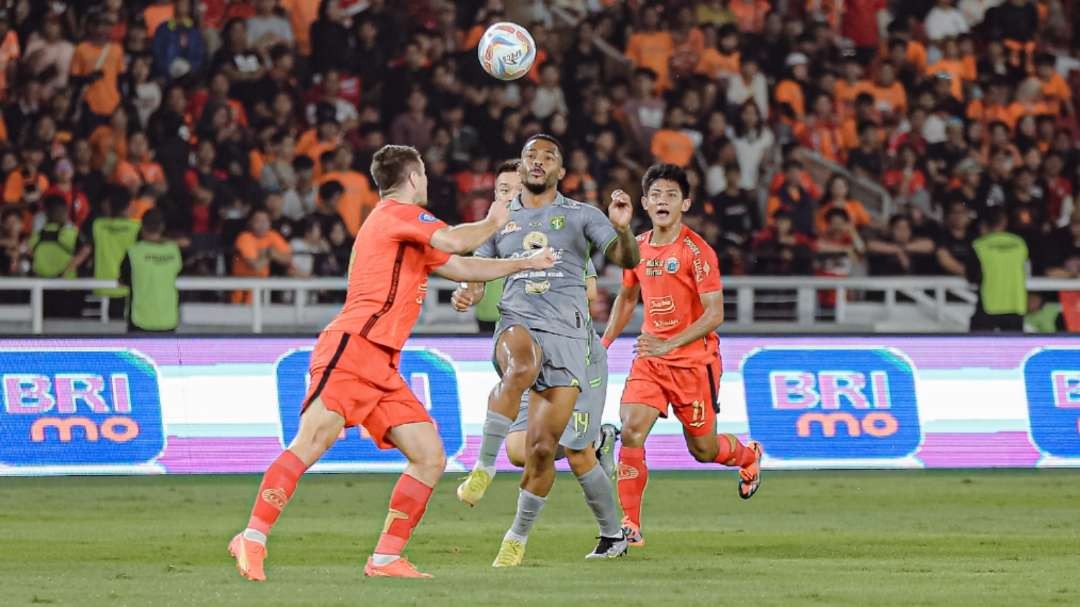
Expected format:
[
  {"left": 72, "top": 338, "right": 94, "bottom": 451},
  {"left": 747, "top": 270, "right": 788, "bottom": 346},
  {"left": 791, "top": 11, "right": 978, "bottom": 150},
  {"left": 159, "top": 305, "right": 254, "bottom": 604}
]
[
  {"left": 584, "top": 257, "right": 597, "bottom": 279},
  {"left": 475, "top": 234, "right": 497, "bottom": 259},
  {"left": 582, "top": 205, "right": 618, "bottom": 255}
]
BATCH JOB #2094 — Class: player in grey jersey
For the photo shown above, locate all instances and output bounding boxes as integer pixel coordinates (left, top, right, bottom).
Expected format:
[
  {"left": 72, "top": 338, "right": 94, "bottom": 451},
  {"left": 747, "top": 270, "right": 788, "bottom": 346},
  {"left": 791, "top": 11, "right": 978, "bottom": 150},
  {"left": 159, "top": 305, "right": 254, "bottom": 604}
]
[{"left": 452, "top": 135, "right": 639, "bottom": 566}]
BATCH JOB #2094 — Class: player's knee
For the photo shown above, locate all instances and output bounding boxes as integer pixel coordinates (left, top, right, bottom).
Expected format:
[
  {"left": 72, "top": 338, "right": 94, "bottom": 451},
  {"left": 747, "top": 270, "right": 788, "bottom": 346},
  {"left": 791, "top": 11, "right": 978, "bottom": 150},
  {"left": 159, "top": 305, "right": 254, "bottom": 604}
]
[
  {"left": 620, "top": 426, "right": 649, "bottom": 448},
  {"left": 527, "top": 437, "right": 558, "bottom": 463},
  {"left": 412, "top": 447, "right": 447, "bottom": 476},
  {"left": 501, "top": 362, "right": 538, "bottom": 392}
]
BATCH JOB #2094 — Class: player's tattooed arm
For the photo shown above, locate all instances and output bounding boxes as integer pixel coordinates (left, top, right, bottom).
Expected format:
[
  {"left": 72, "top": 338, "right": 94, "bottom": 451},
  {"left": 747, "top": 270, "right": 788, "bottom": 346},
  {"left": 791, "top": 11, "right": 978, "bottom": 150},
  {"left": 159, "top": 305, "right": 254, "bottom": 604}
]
[
  {"left": 601, "top": 282, "right": 640, "bottom": 348},
  {"left": 604, "top": 189, "right": 640, "bottom": 269},
  {"left": 436, "top": 247, "right": 556, "bottom": 283},
  {"left": 429, "top": 198, "right": 512, "bottom": 254},
  {"left": 636, "top": 290, "right": 724, "bottom": 358},
  {"left": 451, "top": 282, "right": 486, "bottom": 312}
]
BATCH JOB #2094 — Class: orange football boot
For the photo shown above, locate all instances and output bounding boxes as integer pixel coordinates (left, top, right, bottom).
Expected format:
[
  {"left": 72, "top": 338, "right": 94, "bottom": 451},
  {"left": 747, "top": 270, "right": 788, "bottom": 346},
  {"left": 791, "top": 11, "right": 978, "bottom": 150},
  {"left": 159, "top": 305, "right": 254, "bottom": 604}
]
[
  {"left": 228, "top": 533, "right": 267, "bottom": 582},
  {"left": 738, "top": 441, "right": 763, "bottom": 500},
  {"left": 363, "top": 557, "right": 433, "bottom": 579}
]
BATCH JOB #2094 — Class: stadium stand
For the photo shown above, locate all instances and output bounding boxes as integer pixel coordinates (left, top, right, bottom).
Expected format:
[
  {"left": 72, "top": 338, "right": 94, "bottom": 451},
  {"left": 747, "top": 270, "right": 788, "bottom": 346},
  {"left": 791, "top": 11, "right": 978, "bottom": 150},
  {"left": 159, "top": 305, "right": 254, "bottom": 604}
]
[{"left": 0, "top": 0, "right": 1076, "bottom": 331}]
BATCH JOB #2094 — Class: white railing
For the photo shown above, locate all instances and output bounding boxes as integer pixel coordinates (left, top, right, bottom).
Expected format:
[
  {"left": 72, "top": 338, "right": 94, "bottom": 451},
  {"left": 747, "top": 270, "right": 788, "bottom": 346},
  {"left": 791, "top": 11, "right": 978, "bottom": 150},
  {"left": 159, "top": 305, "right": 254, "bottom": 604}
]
[{"left": 0, "top": 276, "right": 1076, "bottom": 334}]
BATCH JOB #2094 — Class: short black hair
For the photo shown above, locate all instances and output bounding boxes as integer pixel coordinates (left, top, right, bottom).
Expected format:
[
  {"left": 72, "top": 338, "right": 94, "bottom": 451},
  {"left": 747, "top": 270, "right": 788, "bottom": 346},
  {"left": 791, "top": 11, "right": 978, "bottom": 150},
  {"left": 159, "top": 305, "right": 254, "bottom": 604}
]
[
  {"left": 141, "top": 209, "right": 165, "bottom": 234},
  {"left": 495, "top": 159, "right": 521, "bottom": 176},
  {"left": 642, "top": 163, "right": 690, "bottom": 198},
  {"left": 319, "top": 179, "right": 344, "bottom": 202},
  {"left": 522, "top": 133, "right": 565, "bottom": 161},
  {"left": 984, "top": 205, "right": 1008, "bottom": 228},
  {"left": 43, "top": 194, "right": 67, "bottom": 219},
  {"left": 292, "top": 155, "right": 315, "bottom": 172}
]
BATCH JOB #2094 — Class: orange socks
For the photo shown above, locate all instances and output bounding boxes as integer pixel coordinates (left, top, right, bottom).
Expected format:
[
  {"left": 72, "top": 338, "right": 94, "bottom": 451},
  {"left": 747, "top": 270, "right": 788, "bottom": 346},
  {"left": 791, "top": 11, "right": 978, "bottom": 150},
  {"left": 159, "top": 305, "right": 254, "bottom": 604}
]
[
  {"left": 374, "top": 473, "right": 433, "bottom": 556},
  {"left": 247, "top": 450, "right": 309, "bottom": 535},
  {"left": 617, "top": 446, "right": 648, "bottom": 528},
  {"left": 714, "top": 433, "right": 756, "bottom": 467}
]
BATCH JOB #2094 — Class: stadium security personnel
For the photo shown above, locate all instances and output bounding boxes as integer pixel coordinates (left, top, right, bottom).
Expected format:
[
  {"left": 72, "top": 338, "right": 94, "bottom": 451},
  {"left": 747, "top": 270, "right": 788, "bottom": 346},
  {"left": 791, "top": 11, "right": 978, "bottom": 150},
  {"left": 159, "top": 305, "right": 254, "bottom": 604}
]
[
  {"left": 30, "top": 194, "right": 92, "bottom": 317},
  {"left": 118, "top": 209, "right": 182, "bottom": 332},
  {"left": 966, "top": 207, "right": 1029, "bottom": 332},
  {"left": 93, "top": 187, "right": 142, "bottom": 318}
]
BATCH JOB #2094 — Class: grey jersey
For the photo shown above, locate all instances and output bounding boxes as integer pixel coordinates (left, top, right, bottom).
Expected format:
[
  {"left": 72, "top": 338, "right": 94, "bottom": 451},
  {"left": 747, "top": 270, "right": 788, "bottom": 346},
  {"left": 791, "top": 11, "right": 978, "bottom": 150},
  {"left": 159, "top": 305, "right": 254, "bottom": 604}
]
[{"left": 476, "top": 193, "right": 617, "bottom": 340}]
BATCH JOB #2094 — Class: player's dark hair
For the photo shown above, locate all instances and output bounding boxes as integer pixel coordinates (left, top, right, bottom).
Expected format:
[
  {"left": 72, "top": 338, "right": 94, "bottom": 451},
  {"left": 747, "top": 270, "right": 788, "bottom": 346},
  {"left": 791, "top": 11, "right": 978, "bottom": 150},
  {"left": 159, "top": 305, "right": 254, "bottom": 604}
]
[
  {"left": 495, "top": 159, "right": 521, "bottom": 176},
  {"left": 642, "top": 163, "right": 690, "bottom": 199},
  {"left": 370, "top": 144, "right": 422, "bottom": 192},
  {"left": 522, "top": 133, "right": 564, "bottom": 161}
]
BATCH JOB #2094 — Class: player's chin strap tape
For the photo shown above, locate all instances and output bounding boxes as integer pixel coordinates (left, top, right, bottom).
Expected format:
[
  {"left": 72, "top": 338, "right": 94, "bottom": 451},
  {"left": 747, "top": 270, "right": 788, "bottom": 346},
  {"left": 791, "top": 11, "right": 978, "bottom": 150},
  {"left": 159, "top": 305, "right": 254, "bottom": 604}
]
[{"left": 706, "top": 363, "right": 720, "bottom": 414}]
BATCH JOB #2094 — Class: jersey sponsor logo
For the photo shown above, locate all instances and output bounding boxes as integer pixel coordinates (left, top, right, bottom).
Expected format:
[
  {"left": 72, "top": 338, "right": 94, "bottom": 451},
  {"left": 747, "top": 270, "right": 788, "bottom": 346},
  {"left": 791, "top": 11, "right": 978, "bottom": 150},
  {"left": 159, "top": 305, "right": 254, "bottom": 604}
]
[
  {"left": 525, "top": 280, "right": 550, "bottom": 294},
  {"left": 550, "top": 215, "right": 565, "bottom": 230},
  {"left": 647, "top": 295, "right": 676, "bottom": 314},
  {"left": 653, "top": 318, "right": 680, "bottom": 330},
  {"left": 683, "top": 236, "right": 701, "bottom": 256},
  {"left": 693, "top": 258, "right": 710, "bottom": 283},
  {"left": 665, "top": 257, "right": 680, "bottom": 273},
  {"left": 645, "top": 258, "right": 663, "bottom": 277},
  {"left": 741, "top": 348, "right": 921, "bottom": 460},
  {"left": 0, "top": 349, "right": 166, "bottom": 468},
  {"left": 617, "top": 463, "right": 640, "bottom": 480},
  {"left": 501, "top": 221, "right": 521, "bottom": 235},
  {"left": 416, "top": 281, "right": 428, "bottom": 304},
  {"left": 523, "top": 231, "right": 548, "bottom": 250},
  {"left": 1023, "top": 348, "right": 1080, "bottom": 457},
  {"left": 418, "top": 212, "right": 438, "bottom": 223},
  {"left": 275, "top": 348, "right": 465, "bottom": 465}
]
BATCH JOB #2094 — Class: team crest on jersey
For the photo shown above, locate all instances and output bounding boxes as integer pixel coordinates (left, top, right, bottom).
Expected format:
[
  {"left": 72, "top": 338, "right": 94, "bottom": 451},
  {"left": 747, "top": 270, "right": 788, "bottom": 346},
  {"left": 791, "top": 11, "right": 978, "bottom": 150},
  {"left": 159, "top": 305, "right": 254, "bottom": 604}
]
[
  {"left": 550, "top": 215, "right": 565, "bottom": 230},
  {"left": 523, "top": 231, "right": 548, "bottom": 250},
  {"left": 665, "top": 257, "right": 680, "bottom": 273},
  {"left": 645, "top": 258, "right": 663, "bottom": 277},
  {"left": 525, "top": 279, "right": 550, "bottom": 294},
  {"left": 418, "top": 212, "right": 437, "bottom": 223},
  {"left": 501, "top": 221, "right": 521, "bottom": 235}
]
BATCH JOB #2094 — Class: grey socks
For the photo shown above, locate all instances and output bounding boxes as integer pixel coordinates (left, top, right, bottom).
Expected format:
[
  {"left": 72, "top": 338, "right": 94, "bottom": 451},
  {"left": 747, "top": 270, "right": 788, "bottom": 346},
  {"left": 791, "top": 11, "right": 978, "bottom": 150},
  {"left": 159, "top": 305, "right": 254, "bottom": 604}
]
[
  {"left": 576, "top": 464, "right": 622, "bottom": 538},
  {"left": 479, "top": 410, "right": 512, "bottom": 469},
  {"left": 505, "top": 489, "right": 547, "bottom": 543}
]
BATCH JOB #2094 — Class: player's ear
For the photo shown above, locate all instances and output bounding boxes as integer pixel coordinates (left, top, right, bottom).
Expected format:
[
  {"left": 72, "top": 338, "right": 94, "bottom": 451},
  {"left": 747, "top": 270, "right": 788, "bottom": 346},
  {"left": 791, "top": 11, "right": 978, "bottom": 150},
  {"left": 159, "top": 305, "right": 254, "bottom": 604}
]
[
  {"left": 640, "top": 195, "right": 648, "bottom": 210},
  {"left": 557, "top": 167, "right": 566, "bottom": 180},
  {"left": 682, "top": 197, "right": 692, "bottom": 212}
]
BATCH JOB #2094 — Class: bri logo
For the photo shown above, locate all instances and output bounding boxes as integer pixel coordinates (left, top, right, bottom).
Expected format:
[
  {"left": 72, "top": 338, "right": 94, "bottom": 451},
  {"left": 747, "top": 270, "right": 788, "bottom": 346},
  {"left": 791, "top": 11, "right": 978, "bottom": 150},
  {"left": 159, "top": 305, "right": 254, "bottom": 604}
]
[
  {"left": 741, "top": 348, "right": 921, "bottom": 460},
  {"left": 1023, "top": 348, "right": 1080, "bottom": 458},
  {"left": 275, "top": 347, "right": 464, "bottom": 465},
  {"left": 0, "top": 349, "right": 165, "bottom": 467}
]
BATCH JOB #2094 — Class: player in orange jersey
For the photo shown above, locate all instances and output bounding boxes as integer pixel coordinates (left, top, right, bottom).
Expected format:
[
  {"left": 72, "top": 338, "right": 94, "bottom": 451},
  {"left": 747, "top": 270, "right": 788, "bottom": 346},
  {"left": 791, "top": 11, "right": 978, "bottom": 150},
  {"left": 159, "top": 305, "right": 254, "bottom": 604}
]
[
  {"left": 601, "top": 164, "right": 763, "bottom": 548},
  {"left": 228, "top": 145, "right": 555, "bottom": 581}
]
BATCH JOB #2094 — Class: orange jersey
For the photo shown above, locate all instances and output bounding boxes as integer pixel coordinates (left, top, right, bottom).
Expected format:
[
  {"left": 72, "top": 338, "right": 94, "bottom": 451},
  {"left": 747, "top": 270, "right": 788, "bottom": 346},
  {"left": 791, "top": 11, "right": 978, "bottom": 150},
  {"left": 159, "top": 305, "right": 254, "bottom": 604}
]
[
  {"left": 623, "top": 225, "right": 722, "bottom": 367},
  {"left": 323, "top": 199, "right": 450, "bottom": 351}
]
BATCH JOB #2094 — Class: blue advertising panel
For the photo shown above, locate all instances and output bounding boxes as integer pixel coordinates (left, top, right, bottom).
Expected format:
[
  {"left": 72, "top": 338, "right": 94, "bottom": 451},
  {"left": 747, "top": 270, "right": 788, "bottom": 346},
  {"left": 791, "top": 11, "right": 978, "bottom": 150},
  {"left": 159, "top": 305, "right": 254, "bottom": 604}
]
[
  {"left": 741, "top": 348, "right": 921, "bottom": 460},
  {"left": 0, "top": 349, "right": 165, "bottom": 467},
  {"left": 1023, "top": 348, "right": 1080, "bottom": 458},
  {"left": 274, "top": 347, "right": 465, "bottom": 464}
]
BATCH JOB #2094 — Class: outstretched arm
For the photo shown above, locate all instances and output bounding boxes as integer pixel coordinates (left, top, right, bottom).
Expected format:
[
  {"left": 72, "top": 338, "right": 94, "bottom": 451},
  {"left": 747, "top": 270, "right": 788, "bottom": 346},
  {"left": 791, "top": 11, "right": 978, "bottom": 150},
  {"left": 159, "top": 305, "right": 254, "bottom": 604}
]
[
  {"left": 429, "top": 197, "right": 511, "bottom": 254},
  {"left": 435, "top": 247, "right": 555, "bottom": 283},
  {"left": 601, "top": 282, "right": 640, "bottom": 347}
]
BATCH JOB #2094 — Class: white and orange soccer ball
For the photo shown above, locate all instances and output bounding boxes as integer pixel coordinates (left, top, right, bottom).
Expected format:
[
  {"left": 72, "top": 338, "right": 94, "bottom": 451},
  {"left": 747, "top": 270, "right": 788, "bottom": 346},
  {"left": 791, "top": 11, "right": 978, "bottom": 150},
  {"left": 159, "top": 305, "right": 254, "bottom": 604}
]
[{"left": 477, "top": 22, "right": 536, "bottom": 81}]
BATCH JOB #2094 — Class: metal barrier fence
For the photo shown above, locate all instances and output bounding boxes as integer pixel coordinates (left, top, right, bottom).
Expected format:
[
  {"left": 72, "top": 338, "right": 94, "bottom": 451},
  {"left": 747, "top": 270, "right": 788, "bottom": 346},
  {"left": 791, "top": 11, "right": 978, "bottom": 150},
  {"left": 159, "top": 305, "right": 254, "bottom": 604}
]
[{"left": 0, "top": 276, "right": 1075, "bottom": 334}]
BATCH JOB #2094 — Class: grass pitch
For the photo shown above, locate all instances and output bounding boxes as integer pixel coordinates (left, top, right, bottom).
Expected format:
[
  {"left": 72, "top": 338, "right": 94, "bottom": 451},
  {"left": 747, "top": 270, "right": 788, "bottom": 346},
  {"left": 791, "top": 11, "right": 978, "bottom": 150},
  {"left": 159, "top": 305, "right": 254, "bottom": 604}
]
[{"left": 1, "top": 470, "right": 1077, "bottom": 606}]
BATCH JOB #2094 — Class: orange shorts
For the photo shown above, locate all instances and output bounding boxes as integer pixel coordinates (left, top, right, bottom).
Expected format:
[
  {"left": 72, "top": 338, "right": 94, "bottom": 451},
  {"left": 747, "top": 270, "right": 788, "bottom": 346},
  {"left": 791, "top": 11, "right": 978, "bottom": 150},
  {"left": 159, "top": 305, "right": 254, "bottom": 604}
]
[
  {"left": 301, "top": 331, "right": 431, "bottom": 449},
  {"left": 620, "top": 356, "right": 722, "bottom": 437}
]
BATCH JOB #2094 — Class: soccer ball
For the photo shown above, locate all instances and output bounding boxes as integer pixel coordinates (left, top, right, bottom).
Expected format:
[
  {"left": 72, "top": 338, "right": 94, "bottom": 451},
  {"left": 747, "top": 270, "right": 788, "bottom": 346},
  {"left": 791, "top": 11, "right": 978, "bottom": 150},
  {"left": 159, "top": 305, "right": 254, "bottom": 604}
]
[{"left": 477, "top": 22, "right": 536, "bottom": 81}]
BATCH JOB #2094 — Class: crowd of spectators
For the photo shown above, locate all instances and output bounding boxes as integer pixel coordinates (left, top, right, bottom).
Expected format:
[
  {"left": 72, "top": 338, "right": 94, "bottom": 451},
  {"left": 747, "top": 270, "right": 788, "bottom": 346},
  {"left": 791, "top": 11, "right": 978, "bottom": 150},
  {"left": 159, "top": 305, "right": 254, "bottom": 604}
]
[{"left": 0, "top": 0, "right": 1077, "bottom": 313}]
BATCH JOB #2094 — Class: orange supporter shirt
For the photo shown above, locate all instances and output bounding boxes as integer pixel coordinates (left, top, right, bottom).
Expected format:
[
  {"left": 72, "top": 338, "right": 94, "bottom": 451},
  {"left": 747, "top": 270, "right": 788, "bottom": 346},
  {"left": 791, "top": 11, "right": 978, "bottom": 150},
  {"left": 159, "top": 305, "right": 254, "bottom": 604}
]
[
  {"left": 144, "top": 4, "right": 175, "bottom": 38},
  {"left": 796, "top": 121, "right": 845, "bottom": 163},
  {"left": 3, "top": 171, "right": 49, "bottom": 204},
  {"left": 925, "top": 60, "right": 967, "bottom": 99},
  {"left": 650, "top": 129, "right": 695, "bottom": 167},
  {"left": 622, "top": 225, "right": 721, "bottom": 367},
  {"left": 967, "top": 99, "right": 1019, "bottom": 130},
  {"left": 1041, "top": 73, "right": 1072, "bottom": 114},
  {"left": 319, "top": 170, "right": 379, "bottom": 235},
  {"left": 113, "top": 160, "right": 165, "bottom": 190},
  {"left": 730, "top": 0, "right": 771, "bottom": 33},
  {"left": 70, "top": 41, "right": 124, "bottom": 116},
  {"left": 233, "top": 230, "right": 291, "bottom": 278},
  {"left": 281, "top": 0, "right": 320, "bottom": 56},
  {"left": 775, "top": 80, "right": 805, "bottom": 118},
  {"left": 906, "top": 40, "right": 928, "bottom": 72},
  {"left": 835, "top": 79, "right": 871, "bottom": 118},
  {"left": 625, "top": 31, "right": 674, "bottom": 90},
  {"left": 695, "top": 49, "right": 739, "bottom": 79},
  {"left": 323, "top": 199, "right": 451, "bottom": 351},
  {"left": 870, "top": 82, "right": 907, "bottom": 116},
  {"left": 815, "top": 200, "right": 871, "bottom": 233}
]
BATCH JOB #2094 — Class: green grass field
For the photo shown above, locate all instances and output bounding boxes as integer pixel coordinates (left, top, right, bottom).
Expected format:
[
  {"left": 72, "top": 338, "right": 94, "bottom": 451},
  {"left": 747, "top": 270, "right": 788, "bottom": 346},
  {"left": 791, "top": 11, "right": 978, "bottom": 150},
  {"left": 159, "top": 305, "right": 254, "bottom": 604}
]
[{"left": 1, "top": 470, "right": 1078, "bottom": 606}]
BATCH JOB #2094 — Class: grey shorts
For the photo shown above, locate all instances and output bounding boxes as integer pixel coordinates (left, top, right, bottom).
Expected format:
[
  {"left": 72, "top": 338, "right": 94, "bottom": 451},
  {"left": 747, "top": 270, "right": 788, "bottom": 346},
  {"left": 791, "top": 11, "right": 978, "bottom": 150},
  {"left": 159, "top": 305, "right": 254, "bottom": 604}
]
[
  {"left": 493, "top": 324, "right": 590, "bottom": 393},
  {"left": 507, "top": 333, "right": 608, "bottom": 450}
]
